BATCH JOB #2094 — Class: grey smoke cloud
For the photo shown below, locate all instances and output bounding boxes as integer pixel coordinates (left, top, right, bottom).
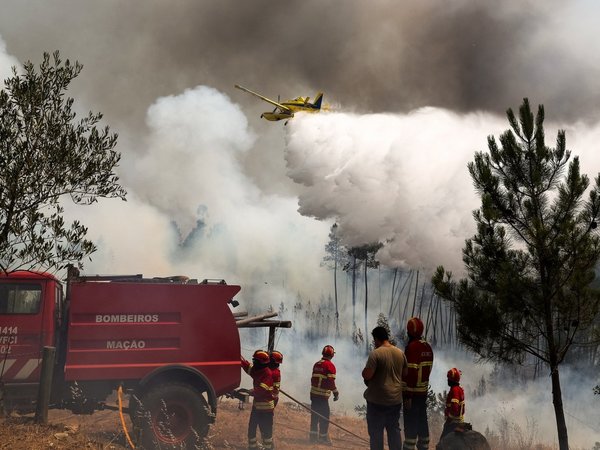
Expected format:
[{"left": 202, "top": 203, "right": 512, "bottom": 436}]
[
  {"left": 2, "top": 0, "right": 600, "bottom": 128},
  {"left": 0, "top": 37, "right": 19, "bottom": 81}
]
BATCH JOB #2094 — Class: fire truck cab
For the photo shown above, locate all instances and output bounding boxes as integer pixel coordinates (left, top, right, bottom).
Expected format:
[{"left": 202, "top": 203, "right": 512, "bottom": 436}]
[{"left": 0, "top": 267, "right": 243, "bottom": 448}]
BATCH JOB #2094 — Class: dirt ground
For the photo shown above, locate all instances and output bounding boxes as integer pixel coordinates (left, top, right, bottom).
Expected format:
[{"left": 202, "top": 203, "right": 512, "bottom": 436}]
[{"left": 0, "top": 397, "right": 371, "bottom": 449}]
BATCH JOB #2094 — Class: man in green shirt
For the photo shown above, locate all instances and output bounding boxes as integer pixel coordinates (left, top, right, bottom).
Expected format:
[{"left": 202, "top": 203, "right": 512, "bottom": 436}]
[{"left": 362, "top": 326, "right": 408, "bottom": 450}]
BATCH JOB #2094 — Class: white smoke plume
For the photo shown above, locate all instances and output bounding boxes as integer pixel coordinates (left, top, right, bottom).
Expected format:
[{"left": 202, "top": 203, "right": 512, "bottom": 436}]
[
  {"left": 67, "top": 86, "right": 331, "bottom": 307},
  {"left": 285, "top": 110, "right": 504, "bottom": 273},
  {"left": 285, "top": 110, "right": 600, "bottom": 274}
]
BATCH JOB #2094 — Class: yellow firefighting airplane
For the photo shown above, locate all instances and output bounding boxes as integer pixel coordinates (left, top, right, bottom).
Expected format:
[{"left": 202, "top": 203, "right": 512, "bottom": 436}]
[{"left": 235, "top": 84, "right": 324, "bottom": 121}]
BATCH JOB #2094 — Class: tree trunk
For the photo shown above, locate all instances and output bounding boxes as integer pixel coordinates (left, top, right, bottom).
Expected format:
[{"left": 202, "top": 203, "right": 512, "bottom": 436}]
[
  {"left": 364, "top": 262, "right": 368, "bottom": 355},
  {"left": 411, "top": 270, "right": 419, "bottom": 317},
  {"left": 352, "top": 256, "right": 357, "bottom": 332},
  {"left": 550, "top": 366, "right": 569, "bottom": 450},
  {"left": 334, "top": 257, "right": 339, "bottom": 337}
]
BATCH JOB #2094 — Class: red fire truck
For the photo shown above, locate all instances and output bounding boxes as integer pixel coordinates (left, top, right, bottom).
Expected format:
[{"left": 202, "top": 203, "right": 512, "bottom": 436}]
[{"left": 0, "top": 266, "right": 254, "bottom": 448}]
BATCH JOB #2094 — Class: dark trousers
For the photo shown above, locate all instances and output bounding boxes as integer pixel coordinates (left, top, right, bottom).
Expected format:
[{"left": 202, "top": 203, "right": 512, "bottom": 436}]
[
  {"left": 310, "top": 396, "right": 330, "bottom": 437},
  {"left": 248, "top": 408, "right": 274, "bottom": 449},
  {"left": 366, "top": 401, "right": 402, "bottom": 450},
  {"left": 403, "top": 396, "right": 430, "bottom": 449}
]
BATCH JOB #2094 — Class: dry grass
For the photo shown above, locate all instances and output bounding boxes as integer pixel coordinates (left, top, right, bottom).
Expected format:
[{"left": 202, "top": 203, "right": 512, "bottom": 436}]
[
  {"left": 0, "top": 398, "right": 367, "bottom": 450},
  {"left": 0, "top": 412, "right": 129, "bottom": 449},
  {"left": 1, "top": 398, "right": 593, "bottom": 449}
]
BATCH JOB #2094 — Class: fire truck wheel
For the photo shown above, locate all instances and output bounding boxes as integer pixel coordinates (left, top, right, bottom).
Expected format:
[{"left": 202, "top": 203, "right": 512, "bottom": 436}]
[{"left": 136, "top": 382, "right": 211, "bottom": 449}]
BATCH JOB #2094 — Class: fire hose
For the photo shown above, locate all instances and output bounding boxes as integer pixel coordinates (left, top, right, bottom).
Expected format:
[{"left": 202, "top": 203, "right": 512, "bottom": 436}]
[
  {"left": 118, "top": 385, "right": 136, "bottom": 449},
  {"left": 279, "top": 389, "right": 370, "bottom": 445},
  {"left": 116, "top": 385, "right": 369, "bottom": 447}
]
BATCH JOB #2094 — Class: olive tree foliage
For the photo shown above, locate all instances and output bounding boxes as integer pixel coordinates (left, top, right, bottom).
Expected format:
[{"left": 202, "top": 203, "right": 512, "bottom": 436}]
[
  {"left": 432, "top": 99, "right": 600, "bottom": 450},
  {"left": 0, "top": 52, "right": 126, "bottom": 274}
]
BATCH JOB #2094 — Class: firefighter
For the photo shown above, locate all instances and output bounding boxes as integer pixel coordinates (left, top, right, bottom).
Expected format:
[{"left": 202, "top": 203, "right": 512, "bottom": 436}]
[
  {"left": 309, "top": 344, "right": 339, "bottom": 445},
  {"left": 439, "top": 368, "right": 465, "bottom": 441},
  {"left": 403, "top": 317, "right": 434, "bottom": 450},
  {"left": 269, "top": 350, "right": 283, "bottom": 406},
  {"left": 241, "top": 349, "right": 275, "bottom": 450}
]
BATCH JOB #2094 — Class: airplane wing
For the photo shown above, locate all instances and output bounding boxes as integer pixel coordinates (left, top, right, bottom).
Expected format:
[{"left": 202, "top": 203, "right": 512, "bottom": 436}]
[{"left": 235, "top": 84, "right": 292, "bottom": 113}]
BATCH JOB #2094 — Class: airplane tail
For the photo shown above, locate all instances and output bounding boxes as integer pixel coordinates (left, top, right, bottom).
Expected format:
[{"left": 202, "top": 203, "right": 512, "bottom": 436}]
[{"left": 313, "top": 93, "right": 323, "bottom": 110}]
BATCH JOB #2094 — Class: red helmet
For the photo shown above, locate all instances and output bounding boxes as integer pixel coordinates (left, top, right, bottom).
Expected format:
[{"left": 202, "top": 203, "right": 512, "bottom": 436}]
[
  {"left": 447, "top": 367, "right": 461, "bottom": 383},
  {"left": 407, "top": 317, "right": 424, "bottom": 338},
  {"left": 270, "top": 350, "right": 283, "bottom": 364},
  {"left": 252, "top": 350, "right": 270, "bottom": 365},
  {"left": 322, "top": 345, "right": 335, "bottom": 358}
]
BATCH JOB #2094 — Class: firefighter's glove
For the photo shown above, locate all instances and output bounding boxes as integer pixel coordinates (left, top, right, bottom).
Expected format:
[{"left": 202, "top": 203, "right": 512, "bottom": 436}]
[
  {"left": 333, "top": 391, "right": 339, "bottom": 402},
  {"left": 404, "top": 398, "right": 412, "bottom": 410}
]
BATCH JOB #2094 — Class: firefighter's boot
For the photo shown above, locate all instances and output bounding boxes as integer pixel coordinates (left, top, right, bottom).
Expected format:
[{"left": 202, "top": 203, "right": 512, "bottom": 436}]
[{"left": 319, "top": 434, "right": 333, "bottom": 446}]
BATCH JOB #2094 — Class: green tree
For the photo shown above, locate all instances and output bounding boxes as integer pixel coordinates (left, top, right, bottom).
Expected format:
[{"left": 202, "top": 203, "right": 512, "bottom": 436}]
[
  {"left": 375, "top": 312, "right": 396, "bottom": 346},
  {"left": 432, "top": 99, "right": 600, "bottom": 450},
  {"left": 0, "top": 51, "right": 126, "bottom": 274}
]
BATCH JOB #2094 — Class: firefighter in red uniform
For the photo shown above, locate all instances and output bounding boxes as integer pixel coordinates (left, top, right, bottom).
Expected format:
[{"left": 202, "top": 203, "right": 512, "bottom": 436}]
[
  {"left": 309, "top": 345, "right": 339, "bottom": 445},
  {"left": 269, "top": 350, "right": 283, "bottom": 407},
  {"left": 403, "top": 317, "right": 434, "bottom": 450},
  {"left": 439, "top": 368, "right": 465, "bottom": 441},
  {"left": 241, "top": 350, "right": 275, "bottom": 450}
]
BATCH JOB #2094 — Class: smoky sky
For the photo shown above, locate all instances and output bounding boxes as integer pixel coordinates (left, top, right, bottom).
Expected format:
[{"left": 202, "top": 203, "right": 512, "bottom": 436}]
[{"left": 2, "top": 0, "right": 600, "bottom": 130}]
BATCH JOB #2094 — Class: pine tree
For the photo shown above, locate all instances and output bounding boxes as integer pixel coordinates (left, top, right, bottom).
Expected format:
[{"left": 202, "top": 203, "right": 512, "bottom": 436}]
[
  {"left": 433, "top": 98, "right": 600, "bottom": 450},
  {"left": 347, "top": 242, "right": 383, "bottom": 353},
  {"left": 376, "top": 312, "right": 396, "bottom": 346},
  {"left": 322, "top": 223, "right": 346, "bottom": 336}
]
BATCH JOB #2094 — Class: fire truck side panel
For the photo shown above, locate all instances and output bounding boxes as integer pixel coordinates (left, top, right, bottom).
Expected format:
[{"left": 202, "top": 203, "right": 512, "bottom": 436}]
[
  {"left": 0, "top": 272, "right": 58, "bottom": 384},
  {"left": 64, "top": 281, "right": 241, "bottom": 395}
]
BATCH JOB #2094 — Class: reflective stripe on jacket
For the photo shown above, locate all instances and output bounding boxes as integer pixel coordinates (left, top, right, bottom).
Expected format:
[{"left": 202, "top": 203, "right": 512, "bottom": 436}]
[
  {"left": 403, "top": 337, "right": 433, "bottom": 397},
  {"left": 242, "top": 359, "right": 274, "bottom": 412},
  {"left": 271, "top": 367, "right": 281, "bottom": 403},
  {"left": 445, "top": 385, "right": 465, "bottom": 422},
  {"left": 310, "top": 358, "right": 337, "bottom": 399}
]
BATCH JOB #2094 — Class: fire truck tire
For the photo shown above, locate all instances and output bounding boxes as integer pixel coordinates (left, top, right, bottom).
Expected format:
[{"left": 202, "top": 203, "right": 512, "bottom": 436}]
[{"left": 135, "top": 382, "right": 211, "bottom": 449}]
